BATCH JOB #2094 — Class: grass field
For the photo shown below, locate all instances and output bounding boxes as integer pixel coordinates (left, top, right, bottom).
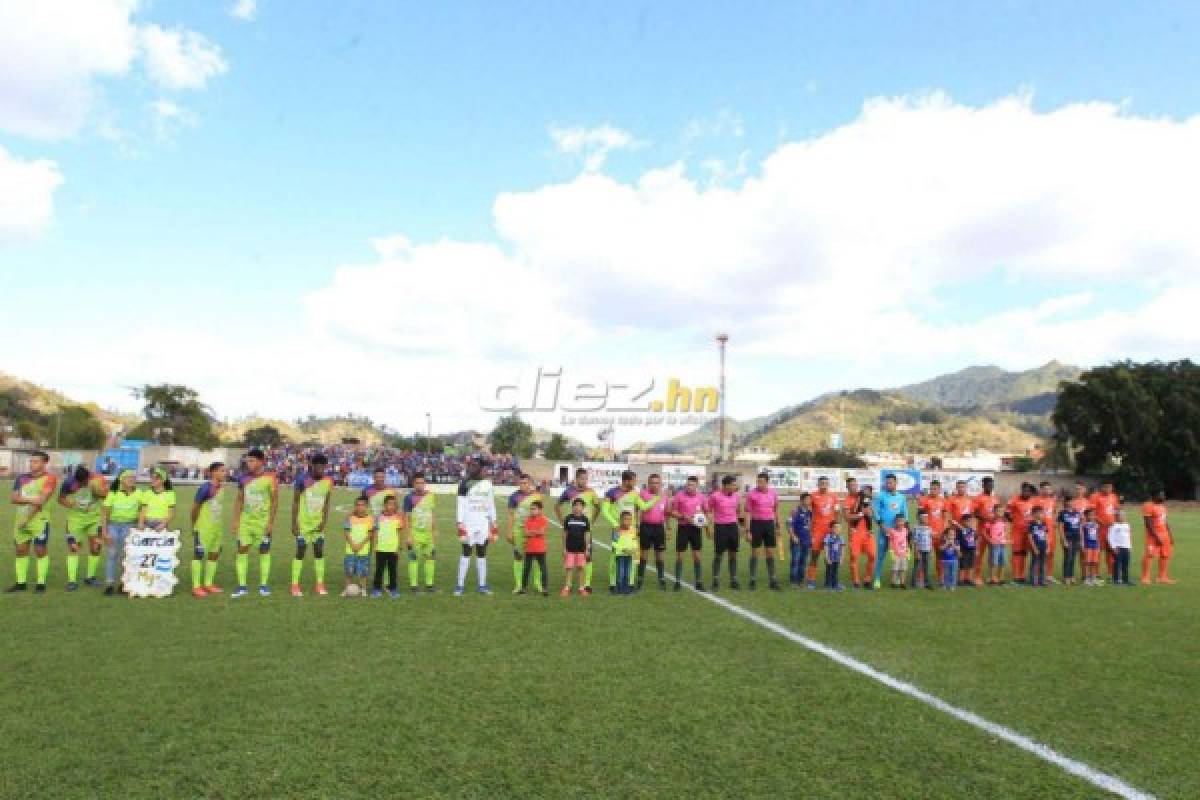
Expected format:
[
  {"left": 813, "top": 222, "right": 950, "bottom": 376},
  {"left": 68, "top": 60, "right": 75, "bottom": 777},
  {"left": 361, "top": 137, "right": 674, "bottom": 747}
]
[{"left": 0, "top": 485, "right": 1194, "bottom": 799}]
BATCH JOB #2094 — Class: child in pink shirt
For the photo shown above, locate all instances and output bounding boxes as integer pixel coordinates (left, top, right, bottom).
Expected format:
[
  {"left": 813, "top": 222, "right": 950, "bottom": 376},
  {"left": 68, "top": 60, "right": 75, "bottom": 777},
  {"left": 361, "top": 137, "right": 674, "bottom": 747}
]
[
  {"left": 984, "top": 507, "right": 1008, "bottom": 585},
  {"left": 887, "top": 518, "right": 910, "bottom": 589}
]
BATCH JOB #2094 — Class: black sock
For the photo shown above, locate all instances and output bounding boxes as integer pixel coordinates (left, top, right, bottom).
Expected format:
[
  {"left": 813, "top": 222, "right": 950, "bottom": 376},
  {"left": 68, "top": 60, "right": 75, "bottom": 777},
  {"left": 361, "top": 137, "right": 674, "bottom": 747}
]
[
  {"left": 766, "top": 558, "right": 776, "bottom": 581},
  {"left": 749, "top": 556, "right": 758, "bottom": 580},
  {"left": 712, "top": 557, "right": 721, "bottom": 579},
  {"left": 729, "top": 556, "right": 738, "bottom": 581},
  {"left": 655, "top": 557, "right": 665, "bottom": 581},
  {"left": 694, "top": 561, "right": 702, "bottom": 583},
  {"left": 675, "top": 559, "right": 683, "bottom": 582},
  {"left": 636, "top": 560, "right": 646, "bottom": 586}
]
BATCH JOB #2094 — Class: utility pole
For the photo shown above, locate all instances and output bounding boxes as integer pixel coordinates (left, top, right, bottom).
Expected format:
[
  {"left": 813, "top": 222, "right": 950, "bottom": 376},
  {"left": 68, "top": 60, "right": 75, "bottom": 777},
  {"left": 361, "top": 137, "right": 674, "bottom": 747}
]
[
  {"left": 425, "top": 412, "right": 432, "bottom": 454},
  {"left": 716, "top": 332, "right": 729, "bottom": 464}
]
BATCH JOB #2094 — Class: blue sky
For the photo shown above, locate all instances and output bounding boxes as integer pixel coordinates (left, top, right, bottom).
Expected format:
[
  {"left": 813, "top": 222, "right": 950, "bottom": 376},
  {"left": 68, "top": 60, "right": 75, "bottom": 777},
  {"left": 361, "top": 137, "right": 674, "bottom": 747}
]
[{"left": 2, "top": 1, "right": 1199, "bottom": 440}]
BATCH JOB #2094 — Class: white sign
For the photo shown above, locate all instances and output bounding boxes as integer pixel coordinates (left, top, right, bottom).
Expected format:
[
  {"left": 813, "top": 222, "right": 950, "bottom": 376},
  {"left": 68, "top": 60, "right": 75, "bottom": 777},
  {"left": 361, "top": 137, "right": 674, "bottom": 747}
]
[
  {"left": 658, "top": 464, "right": 706, "bottom": 489},
  {"left": 921, "top": 471, "right": 993, "bottom": 496},
  {"left": 581, "top": 461, "right": 629, "bottom": 491},
  {"left": 123, "top": 529, "right": 181, "bottom": 598}
]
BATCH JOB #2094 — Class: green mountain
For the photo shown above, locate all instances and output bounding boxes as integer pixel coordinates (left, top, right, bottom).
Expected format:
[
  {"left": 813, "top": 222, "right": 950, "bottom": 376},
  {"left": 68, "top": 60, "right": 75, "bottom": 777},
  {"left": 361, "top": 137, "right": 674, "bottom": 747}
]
[
  {"left": 894, "top": 361, "right": 1081, "bottom": 410},
  {"left": 655, "top": 362, "right": 1081, "bottom": 456}
]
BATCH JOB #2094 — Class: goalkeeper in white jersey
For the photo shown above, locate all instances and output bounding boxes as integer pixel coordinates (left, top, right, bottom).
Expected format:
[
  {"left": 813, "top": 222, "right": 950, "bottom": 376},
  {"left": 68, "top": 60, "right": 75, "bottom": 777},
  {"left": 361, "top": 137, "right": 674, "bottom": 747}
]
[{"left": 455, "top": 459, "right": 498, "bottom": 595}]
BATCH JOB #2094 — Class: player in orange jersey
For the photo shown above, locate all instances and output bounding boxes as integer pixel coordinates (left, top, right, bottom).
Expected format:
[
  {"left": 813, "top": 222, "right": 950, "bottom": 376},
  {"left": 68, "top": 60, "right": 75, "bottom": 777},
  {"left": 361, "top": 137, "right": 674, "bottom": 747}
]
[
  {"left": 806, "top": 476, "right": 840, "bottom": 585},
  {"left": 1140, "top": 490, "right": 1175, "bottom": 584},
  {"left": 1088, "top": 481, "right": 1121, "bottom": 579},
  {"left": 843, "top": 477, "right": 875, "bottom": 589}
]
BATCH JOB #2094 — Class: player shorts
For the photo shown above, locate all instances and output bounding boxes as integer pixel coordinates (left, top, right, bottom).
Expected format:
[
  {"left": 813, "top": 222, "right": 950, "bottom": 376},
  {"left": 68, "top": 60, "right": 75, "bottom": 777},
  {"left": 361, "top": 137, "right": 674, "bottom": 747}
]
[
  {"left": 409, "top": 533, "right": 435, "bottom": 558},
  {"left": 714, "top": 523, "right": 740, "bottom": 554},
  {"left": 749, "top": 519, "right": 777, "bottom": 548},
  {"left": 13, "top": 522, "right": 50, "bottom": 546},
  {"left": 849, "top": 530, "right": 876, "bottom": 559},
  {"left": 639, "top": 522, "right": 666, "bottom": 552},
  {"left": 810, "top": 530, "right": 830, "bottom": 556},
  {"left": 960, "top": 549, "right": 976, "bottom": 570},
  {"left": 563, "top": 552, "right": 586, "bottom": 569},
  {"left": 1145, "top": 537, "right": 1173, "bottom": 558},
  {"left": 1084, "top": 547, "right": 1100, "bottom": 564},
  {"left": 989, "top": 546, "right": 1007, "bottom": 567},
  {"left": 66, "top": 519, "right": 101, "bottom": 540},
  {"left": 343, "top": 555, "right": 370, "bottom": 577},
  {"left": 195, "top": 527, "right": 224, "bottom": 553},
  {"left": 462, "top": 527, "right": 490, "bottom": 547},
  {"left": 676, "top": 523, "right": 703, "bottom": 552},
  {"left": 238, "top": 522, "right": 269, "bottom": 547}
]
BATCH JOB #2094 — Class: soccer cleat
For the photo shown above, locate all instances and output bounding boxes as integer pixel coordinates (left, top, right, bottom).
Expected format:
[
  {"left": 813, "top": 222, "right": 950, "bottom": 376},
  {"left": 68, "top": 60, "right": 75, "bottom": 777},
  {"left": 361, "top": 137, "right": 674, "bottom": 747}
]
[
  {"left": 232, "top": 586, "right": 249, "bottom": 598},
  {"left": 608, "top": 585, "right": 617, "bottom": 595},
  {"left": 806, "top": 582, "right": 816, "bottom": 590},
  {"left": 425, "top": 585, "right": 436, "bottom": 593},
  {"left": 516, "top": 589, "right": 528, "bottom": 595},
  {"left": 206, "top": 585, "right": 224, "bottom": 594},
  {"left": 769, "top": 580, "right": 781, "bottom": 591},
  {"left": 104, "top": 585, "right": 117, "bottom": 596},
  {"left": 542, "top": 591, "right": 550, "bottom": 597},
  {"left": 259, "top": 585, "right": 271, "bottom": 597},
  {"left": 694, "top": 581, "right": 705, "bottom": 592},
  {"left": 673, "top": 581, "right": 682, "bottom": 592},
  {"left": 290, "top": 583, "right": 303, "bottom": 598},
  {"left": 191, "top": 587, "right": 208, "bottom": 598},
  {"left": 748, "top": 580, "right": 757, "bottom": 591},
  {"left": 389, "top": 589, "right": 400, "bottom": 598},
  {"left": 581, "top": 586, "right": 593, "bottom": 595},
  {"left": 872, "top": 579, "right": 882, "bottom": 590},
  {"left": 66, "top": 582, "right": 79, "bottom": 592},
  {"left": 314, "top": 583, "right": 327, "bottom": 596},
  {"left": 659, "top": 580, "right": 667, "bottom": 590},
  {"left": 83, "top": 577, "right": 99, "bottom": 587},
  {"left": 730, "top": 580, "right": 741, "bottom": 590},
  {"left": 34, "top": 584, "right": 46, "bottom": 594},
  {"left": 5, "top": 583, "right": 27, "bottom": 593},
  {"left": 477, "top": 585, "right": 492, "bottom": 595},
  {"left": 454, "top": 585, "right": 465, "bottom": 596},
  {"left": 560, "top": 586, "right": 571, "bottom": 597},
  {"left": 371, "top": 589, "right": 383, "bottom": 598}
]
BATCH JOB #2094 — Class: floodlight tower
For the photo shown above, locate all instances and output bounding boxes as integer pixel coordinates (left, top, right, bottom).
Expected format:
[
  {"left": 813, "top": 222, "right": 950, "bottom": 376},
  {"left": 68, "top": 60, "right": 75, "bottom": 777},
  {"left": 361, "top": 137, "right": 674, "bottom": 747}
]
[{"left": 716, "top": 332, "right": 729, "bottom": 464}]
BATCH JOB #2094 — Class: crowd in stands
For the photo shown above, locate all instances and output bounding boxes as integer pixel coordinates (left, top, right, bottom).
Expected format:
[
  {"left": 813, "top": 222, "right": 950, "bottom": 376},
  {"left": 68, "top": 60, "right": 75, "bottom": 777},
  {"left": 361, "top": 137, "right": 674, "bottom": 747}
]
[{"left": 246, "top": 445, "right": 521, "bottom": 486}]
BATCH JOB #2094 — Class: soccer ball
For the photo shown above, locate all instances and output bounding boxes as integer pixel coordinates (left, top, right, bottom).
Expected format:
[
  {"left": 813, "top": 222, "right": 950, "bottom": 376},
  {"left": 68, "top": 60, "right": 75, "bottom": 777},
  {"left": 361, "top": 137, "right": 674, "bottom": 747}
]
[
  {"left": 693, "top": 512, "right": 708, "bottom": 527},
  {"left": 343, "top": 584, "right": 362, "bottom": 598}
]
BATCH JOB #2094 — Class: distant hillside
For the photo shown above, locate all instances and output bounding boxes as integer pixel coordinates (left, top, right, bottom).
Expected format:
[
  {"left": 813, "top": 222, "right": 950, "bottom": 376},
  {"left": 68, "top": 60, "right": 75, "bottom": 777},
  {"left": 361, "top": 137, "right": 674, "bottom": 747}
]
[
  {"left": 743, "top": 390, "right": 1042, "bottom": 454},
  {"left": 0, "top": 371, "right": 135, "bottom": 431},
  {"left": 895, "top": 361, "right": 1080, "bottom": 410},
  {"left": 656, "top": 362, "right": 1079, "bottom": 456}
]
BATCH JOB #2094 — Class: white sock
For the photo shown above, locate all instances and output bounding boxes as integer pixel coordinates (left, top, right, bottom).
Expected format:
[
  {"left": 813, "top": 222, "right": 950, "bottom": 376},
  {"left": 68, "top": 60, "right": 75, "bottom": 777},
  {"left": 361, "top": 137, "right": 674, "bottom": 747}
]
[
  {"left": 475, "top": 557, "right": 487, "bottom": 586},
  {"left": 457, "top": 556, "right": 470, "bottom": 587}
]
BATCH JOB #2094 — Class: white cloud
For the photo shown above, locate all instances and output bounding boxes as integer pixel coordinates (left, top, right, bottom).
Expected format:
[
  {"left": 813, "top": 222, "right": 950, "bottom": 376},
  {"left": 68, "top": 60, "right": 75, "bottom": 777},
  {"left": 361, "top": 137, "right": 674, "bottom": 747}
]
[
  {"left": 0, "top": 0, "right": 140, "bottom": 138},
  {"left": 149, "top": 99, "right": 196, "bottom": 141},
  {"left": 0, "top": 1, "right": 228, "bottom": 139},
  {"left": 229, "top": 0, "right": 257, "bottom": 22},
  {"left": 550, "top": 125, "right": 639, "bottom": 172},
  {"left": 15, "top": 93, "right": 1200, "bottom": 436},
  {"left": 139, "top": 24, "right": 228, "bottom": 90},
  {"left": 0, "top": 146, "right": 64, "bottom": 241}
]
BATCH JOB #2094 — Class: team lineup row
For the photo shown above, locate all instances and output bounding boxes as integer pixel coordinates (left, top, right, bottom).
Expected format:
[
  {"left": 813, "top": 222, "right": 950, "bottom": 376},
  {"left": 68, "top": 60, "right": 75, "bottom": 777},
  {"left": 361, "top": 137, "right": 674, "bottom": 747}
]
[{"left": 7, "top": 450, "right": 1178, "bottom": 597}]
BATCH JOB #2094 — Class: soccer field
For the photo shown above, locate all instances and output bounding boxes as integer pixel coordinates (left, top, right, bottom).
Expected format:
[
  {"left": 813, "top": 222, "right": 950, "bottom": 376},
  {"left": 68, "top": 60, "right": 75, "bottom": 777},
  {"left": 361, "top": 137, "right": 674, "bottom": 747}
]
[{"left": 0, "top": 487, "right": 1194, "bottom": 799}]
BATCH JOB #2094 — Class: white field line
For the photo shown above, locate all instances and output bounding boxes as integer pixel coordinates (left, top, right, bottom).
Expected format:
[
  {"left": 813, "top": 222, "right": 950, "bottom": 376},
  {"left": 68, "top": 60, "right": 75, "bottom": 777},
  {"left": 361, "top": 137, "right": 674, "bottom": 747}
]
[{"left": 561, "top": 520, "right": 1154, "bottom": 800}]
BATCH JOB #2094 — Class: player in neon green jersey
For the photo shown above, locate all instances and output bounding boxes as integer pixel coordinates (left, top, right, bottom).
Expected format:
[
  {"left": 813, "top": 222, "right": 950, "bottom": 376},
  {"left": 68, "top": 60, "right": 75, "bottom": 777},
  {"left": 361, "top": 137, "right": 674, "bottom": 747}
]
[
  {"left": 601, "top": 470, "right": 657, "bottom": 593},
  {"left": 290, "top": 453, "right": 333, "bottom": 597},
  {"left": 231, "top": 448, "right": 279, "bottom": 598},
  {"left": 57, "top": 465, "right": 107, "bottom": 590},
  {"left": 138, "top": 468, "right": 176, "bottom": 530},
  {"left": 403, "top": 473, "right": 436, "bottom": 592},
  {"left": 556, "top": 467, "right": 601, "bottom": 594},
  {"left": 507, "top": 473, "right": 545, "bottom": 593},
  {"left": 362, "top": 467, "right": 398, "bottom": 517},
  {"left": 189, "top": 462, "right": 228, "bottom": 597},
  {"left": 8, "top": 450, "right": 59, "bottom": 593}
]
